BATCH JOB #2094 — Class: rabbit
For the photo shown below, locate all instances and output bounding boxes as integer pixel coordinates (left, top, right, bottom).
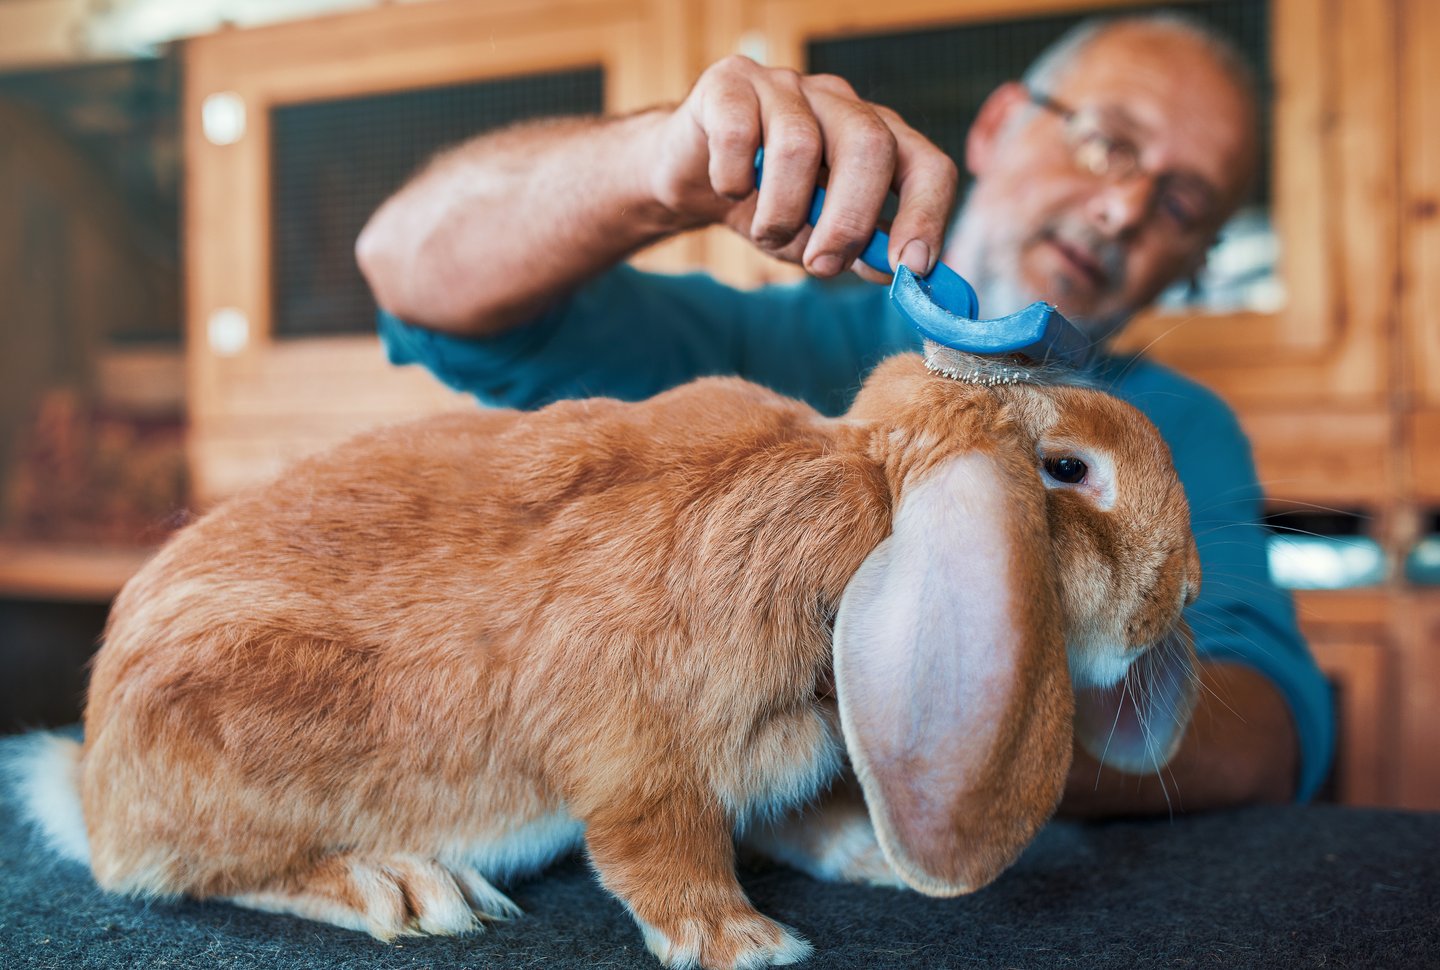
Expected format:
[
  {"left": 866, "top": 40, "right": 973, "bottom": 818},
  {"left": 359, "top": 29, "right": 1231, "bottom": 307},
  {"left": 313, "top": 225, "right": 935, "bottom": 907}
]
[{"left": 14, "top": 351, "right": 1200, "bottom": 970}]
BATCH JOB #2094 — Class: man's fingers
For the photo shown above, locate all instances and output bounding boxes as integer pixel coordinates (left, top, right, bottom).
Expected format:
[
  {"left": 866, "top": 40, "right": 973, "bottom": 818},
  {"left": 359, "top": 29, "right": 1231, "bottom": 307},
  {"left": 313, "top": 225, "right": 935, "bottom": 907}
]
[
  {"left": 749, "top": 71, "right": 824, "bottom": 252},
  {"left": 680, "top": 57, "right": 954, "bottom": 279},
  {"left": 699, "top": 69, "right": 763, "bottom": 200},
  {"left": 876, "top": 105, "right": 958, "bottom": 275},
  {"left": 799, "top": 84, "right": 897, "bottom": 277}
]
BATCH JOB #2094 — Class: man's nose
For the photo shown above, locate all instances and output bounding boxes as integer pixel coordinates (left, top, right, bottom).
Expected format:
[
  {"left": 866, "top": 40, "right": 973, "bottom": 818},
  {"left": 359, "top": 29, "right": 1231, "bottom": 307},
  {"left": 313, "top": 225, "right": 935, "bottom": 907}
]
[{"left": 1086, "top": 174, "right": 1156, "bottom": 237}]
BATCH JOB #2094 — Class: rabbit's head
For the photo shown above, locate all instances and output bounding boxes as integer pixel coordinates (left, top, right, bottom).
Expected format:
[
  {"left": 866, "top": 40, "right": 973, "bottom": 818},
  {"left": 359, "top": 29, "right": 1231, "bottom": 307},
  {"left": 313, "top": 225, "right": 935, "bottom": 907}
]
[{"left": 833, "top": 355, "right": 1200, "bottom": 897}]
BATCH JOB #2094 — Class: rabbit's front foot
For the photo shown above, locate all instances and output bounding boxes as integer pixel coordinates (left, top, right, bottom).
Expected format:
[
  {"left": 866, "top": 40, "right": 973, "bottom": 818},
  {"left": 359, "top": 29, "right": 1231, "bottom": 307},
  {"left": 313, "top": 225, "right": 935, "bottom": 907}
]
[
  {"left": 635, "top": 911, "right": 811, "bottom": 970},
  {"left": 742, "top": 776, "right": 906, "bottom": 890},
  {"left": 586, "top": 794, "right": 813, "bottom": 969}
]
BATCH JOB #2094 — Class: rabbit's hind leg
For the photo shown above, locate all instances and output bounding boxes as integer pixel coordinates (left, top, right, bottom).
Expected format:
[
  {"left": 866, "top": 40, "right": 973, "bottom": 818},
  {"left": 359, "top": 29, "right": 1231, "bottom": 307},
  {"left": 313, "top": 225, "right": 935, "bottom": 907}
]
[{"left": 227, "top": 852, "right": 519, "bottom": 940}]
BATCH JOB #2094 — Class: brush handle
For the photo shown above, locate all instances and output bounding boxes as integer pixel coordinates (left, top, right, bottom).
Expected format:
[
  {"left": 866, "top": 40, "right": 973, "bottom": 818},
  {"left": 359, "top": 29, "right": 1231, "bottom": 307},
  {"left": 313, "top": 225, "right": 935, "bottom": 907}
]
[
  {"left": 804, "top": 185, "right": 896, "bottom": 277},
  {"left": 752, "top": 149, "right": 893, "bottom": 276},
  {"left": 752, "top": 149, "right": 979, "bottom": 319}
]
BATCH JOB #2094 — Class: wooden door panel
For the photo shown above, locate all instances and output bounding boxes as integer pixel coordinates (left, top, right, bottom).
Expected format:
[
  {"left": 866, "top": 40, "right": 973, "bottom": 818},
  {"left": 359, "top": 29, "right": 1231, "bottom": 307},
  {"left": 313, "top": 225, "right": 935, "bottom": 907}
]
[
  {"left": 184, "top": 0, "right": 691, "bottom": 504},
  {"left": 1402, "top": 0, "right": 1440, "bottom": 409}
]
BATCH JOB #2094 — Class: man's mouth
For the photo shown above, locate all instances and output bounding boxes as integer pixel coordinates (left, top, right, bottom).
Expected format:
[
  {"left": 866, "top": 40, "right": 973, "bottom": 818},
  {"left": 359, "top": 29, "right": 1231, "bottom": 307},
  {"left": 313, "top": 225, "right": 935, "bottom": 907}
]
[{"left": 1044, "top": 232, "right": 1108, "bottom": 291}]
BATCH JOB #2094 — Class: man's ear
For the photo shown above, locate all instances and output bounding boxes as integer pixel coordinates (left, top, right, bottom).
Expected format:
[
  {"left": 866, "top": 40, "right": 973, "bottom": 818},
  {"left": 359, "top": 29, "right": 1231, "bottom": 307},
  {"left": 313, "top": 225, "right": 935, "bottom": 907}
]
[{"left": 966, "top": 82, "right": 1033, "bottom": 178}]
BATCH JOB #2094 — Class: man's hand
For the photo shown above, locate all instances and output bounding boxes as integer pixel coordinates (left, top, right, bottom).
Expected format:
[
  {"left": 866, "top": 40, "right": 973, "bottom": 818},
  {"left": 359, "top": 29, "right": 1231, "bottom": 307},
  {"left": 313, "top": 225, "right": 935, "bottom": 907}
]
[
  {"left": 649, "top": 55, "right": 959, "bottom": 282},
  {"left": 1059, "top": 660, "right": 1300, "bottom": 818}
]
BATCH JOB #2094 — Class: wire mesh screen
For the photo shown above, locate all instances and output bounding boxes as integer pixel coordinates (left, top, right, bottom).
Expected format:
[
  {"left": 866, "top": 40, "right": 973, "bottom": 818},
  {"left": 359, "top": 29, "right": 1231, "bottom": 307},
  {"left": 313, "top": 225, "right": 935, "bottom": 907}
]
[
  {"left": 271, "top": 68, "right": 604, "bottom": 337},
  {"left": 807, "top": 1, "right": 1274, "bottom": 311}
]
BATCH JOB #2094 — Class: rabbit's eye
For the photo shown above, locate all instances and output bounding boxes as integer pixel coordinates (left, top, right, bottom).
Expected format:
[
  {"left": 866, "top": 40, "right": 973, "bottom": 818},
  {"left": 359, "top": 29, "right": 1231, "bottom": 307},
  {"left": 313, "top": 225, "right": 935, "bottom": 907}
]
[{"left": 1044, "top": 456, "right": 1088, "bottom": 484}]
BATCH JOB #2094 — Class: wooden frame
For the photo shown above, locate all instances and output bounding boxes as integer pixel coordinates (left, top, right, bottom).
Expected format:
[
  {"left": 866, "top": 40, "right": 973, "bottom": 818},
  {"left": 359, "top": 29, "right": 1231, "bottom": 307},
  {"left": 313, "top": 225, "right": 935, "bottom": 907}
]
[
  {"left": 1293, "top": 592, "right": 1389, "bottom": 805},
  {"left": 184, "top": 0, "right": 695, "bottom": 502},
  {"left": 0, "top": 0, "right": 89, "bottom": 70},
  {"left": 1401, "top": 0, "right": 1440, "bottom": 501},
  {"left": 1309, "top": 640, "right": 1385, "bottom": 806}
]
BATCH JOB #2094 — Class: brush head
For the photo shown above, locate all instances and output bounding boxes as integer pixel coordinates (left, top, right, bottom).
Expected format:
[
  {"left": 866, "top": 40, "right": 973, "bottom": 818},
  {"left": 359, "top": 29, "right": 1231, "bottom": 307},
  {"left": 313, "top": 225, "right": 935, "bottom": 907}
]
[{"left": 890, "top": 266, "right": 1095, "bottom": 384}]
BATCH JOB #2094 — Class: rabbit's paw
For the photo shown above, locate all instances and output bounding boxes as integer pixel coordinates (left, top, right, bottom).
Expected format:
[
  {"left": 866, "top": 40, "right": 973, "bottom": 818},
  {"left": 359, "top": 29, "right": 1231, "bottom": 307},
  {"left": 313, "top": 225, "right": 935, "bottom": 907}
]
[
  {"left": 636, "top": 910, "right": 812, "bottom": 970},
  {"left": 228, "top": 852, "right": 519, "bottom": 939},
  {"left": 817, "top": 817, "right": 907, "bottom": 889},
  {"left": 742, "top": 796, "right": 905, "bottom": 890}
]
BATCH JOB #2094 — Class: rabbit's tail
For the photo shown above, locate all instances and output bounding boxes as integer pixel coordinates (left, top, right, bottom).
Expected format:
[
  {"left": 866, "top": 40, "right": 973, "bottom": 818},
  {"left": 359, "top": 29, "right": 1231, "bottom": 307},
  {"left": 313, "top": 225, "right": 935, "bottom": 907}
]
[{"left": 5, "top": 731, "right": 90, "bottom": 865}]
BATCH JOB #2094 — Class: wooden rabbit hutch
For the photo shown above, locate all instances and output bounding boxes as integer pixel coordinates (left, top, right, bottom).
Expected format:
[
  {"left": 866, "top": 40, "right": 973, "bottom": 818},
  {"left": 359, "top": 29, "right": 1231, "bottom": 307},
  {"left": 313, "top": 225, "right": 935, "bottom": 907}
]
[{"left": 1, "top": 0, "right": 1437, "bottom": 809}]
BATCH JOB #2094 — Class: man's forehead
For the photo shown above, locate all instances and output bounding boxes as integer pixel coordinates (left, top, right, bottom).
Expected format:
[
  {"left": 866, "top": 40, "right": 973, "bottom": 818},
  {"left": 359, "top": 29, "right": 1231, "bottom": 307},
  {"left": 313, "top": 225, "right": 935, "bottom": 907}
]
[{"left": 1050, "top": 25, "right": 1258, "bottom": 203}]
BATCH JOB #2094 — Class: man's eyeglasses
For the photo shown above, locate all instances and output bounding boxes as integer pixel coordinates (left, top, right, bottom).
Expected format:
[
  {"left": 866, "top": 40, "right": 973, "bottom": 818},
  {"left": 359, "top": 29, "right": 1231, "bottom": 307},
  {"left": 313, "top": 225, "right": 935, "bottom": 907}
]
[{"left": 1024, "top": 87, "right": 1218, "bottom": 239}]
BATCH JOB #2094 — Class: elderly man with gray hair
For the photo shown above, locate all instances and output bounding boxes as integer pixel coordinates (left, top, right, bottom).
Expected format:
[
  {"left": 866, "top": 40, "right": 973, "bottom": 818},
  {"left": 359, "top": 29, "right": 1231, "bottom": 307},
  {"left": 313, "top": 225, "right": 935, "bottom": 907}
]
[{"left": 357, "top": 12, "right": 1334, "bottom": 821}]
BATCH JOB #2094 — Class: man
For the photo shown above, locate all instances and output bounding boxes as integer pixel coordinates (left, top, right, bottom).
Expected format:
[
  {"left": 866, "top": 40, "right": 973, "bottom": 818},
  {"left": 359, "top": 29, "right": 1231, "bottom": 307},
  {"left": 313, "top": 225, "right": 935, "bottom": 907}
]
[{"left": 356, "top": 13, "right": 1334, "bottom": 817}]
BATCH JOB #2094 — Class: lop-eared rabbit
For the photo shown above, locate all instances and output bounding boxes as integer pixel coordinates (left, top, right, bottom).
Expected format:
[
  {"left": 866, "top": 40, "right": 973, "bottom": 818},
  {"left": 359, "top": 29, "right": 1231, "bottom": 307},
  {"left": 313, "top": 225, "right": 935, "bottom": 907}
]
[{"left": 14, "top": 354, "right": 1199, "bottom": 969}]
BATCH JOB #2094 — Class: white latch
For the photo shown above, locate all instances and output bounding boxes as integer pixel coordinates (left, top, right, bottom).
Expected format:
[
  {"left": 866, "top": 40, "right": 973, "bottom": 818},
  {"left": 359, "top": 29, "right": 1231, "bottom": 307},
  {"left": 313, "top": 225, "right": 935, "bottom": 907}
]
[
  {"left": 202, "top": 92, "right": 246, "bottom": 146},
  {"left": 207, "top": 308, "right": 250, "bottom": 356}
]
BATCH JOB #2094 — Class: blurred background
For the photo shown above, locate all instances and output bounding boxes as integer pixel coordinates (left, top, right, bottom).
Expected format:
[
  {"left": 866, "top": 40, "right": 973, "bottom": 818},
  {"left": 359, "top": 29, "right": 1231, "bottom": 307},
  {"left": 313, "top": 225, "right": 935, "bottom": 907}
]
[{"left": 0, "top": 0, "right": 1435, "bottom": 809}]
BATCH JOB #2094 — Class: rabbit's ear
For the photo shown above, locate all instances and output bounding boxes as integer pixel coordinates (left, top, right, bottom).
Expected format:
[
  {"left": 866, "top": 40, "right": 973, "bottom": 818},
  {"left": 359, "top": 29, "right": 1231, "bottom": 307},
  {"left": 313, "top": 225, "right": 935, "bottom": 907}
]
[
  {"left": 834, "top": 450, "right": 1072, "bottom": 897},
  {"left": 1074, "top": 622, "right": 1198, "bottom": 774}
]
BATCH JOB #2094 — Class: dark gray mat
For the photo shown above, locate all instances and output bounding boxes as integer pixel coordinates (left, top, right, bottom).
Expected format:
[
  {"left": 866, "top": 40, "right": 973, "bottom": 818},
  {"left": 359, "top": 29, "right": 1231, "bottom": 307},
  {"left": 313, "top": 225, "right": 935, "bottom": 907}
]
[{"left": 2, "top": 729, "right": 1436, "bottom": 969}]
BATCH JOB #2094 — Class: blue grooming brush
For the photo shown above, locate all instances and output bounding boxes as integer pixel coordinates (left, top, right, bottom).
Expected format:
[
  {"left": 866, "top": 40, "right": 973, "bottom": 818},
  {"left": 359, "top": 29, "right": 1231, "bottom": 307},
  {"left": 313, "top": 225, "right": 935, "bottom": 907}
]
[{"left": 753, "top": 150, "right": 1092, "bottom": 382}]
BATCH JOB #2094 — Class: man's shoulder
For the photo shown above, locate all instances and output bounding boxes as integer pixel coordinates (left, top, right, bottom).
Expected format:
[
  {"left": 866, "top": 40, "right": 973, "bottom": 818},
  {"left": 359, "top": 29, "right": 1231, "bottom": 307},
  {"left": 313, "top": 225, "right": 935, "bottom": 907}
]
[{"left": 1099, "top": 353, "right": 1242, "bottom": 435}]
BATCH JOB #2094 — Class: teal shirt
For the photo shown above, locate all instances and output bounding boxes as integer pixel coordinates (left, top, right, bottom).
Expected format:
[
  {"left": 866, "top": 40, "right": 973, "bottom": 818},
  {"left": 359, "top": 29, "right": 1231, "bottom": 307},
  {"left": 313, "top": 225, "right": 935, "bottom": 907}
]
[{"left": 378, "top": 264, "right": 1336, "bottom": 801}]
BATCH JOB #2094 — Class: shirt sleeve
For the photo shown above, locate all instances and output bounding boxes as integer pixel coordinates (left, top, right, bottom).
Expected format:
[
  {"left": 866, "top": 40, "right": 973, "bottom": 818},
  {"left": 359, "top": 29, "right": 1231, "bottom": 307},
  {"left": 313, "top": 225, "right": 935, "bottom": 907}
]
[
  {"left": 1115, "top": 363, "right": 1336, "bottom": 802},
  {"left": 377, "top": 265, "right": 913, "bottom": 415}
]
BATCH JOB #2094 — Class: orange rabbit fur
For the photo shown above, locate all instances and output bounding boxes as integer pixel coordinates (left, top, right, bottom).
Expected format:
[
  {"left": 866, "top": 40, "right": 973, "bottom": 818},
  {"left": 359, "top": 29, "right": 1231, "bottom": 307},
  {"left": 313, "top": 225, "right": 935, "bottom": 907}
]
[{"left": 38, "top": 353, "right": 1200, "bottom": 970}]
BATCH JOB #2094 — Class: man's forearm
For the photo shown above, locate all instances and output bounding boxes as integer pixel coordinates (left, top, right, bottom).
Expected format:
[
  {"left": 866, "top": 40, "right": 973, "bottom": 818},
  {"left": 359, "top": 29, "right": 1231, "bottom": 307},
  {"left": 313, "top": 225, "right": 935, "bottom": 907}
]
[
  {"left": 1059, "top": 660, "right": 1300, "bottom": 818},
  {"left": 356, "top": 109, "right": 685, "bottom": 338},
  {"left": 356, "top": 57, "right": 964, "bottom": 341}
]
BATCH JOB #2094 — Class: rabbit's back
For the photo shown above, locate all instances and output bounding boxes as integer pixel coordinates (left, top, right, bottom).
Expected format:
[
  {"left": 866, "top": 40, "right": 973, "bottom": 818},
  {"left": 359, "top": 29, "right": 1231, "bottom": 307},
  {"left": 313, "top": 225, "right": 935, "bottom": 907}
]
[{"left": 79, "top": 377, "right": 889, "bottom": 900}]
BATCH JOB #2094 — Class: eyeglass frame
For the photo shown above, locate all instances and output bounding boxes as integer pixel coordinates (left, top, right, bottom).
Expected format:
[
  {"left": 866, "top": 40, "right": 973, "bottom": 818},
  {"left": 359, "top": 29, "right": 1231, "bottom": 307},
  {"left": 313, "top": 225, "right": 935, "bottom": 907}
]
[{"left": 1022, "top": 86, "right": 1225, "bottom": 245}]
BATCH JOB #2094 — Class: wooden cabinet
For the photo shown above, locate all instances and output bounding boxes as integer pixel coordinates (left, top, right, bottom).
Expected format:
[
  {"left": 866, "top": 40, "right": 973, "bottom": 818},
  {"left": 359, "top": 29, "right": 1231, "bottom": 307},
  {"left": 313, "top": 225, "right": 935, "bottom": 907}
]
[{"left": 184, "top": 0, "right": 698, "bottom": 501}]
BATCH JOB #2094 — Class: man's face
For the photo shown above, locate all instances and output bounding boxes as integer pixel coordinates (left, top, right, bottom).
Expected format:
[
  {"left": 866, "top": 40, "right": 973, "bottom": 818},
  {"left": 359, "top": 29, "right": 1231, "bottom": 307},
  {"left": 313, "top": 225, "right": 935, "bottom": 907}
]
[{"left": 948, "top": 25, "right": 1258, "bottom": 342}]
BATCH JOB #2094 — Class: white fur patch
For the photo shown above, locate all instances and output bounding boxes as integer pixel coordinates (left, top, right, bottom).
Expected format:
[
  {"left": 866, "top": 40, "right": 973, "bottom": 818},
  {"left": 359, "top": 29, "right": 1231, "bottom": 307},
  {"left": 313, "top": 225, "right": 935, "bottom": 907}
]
[
  {"left": 758, "top": 924, "right": 813, "bottom": 967},
  {"left": 1067, "top": 637, "right": 1138, "bottom": 689},
  {"left": 451, "top": 810, "right": 585, "bottom": 885},
  {"left": 4, "top": 732, "right": 91, "bottom": 865},
  {"left": 639, "top": 916, "right": 703, "bottom": 969},
  {"left": 634, "top": 913, "right": 813, "bottom": 969},
  {"left": 446, "top": 861, "right": 523, "bottom": 920}
]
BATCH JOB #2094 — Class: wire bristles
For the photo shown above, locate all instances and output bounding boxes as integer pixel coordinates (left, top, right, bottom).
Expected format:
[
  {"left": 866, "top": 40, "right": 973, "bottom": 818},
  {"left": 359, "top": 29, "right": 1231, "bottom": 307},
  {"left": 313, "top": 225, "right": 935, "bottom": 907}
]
[{"left": 921, "top": 340, "right": 1092, "bottom": 388}]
